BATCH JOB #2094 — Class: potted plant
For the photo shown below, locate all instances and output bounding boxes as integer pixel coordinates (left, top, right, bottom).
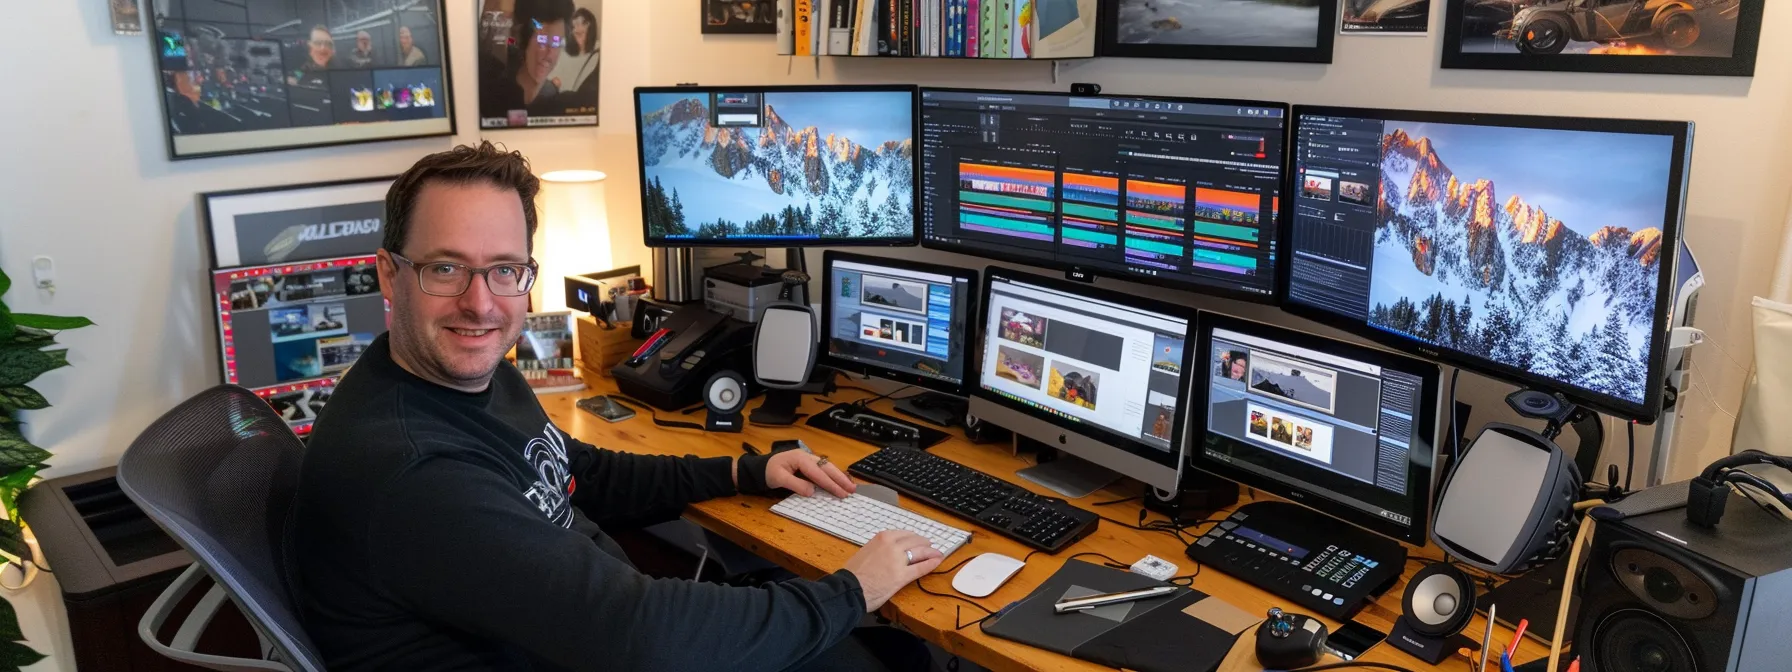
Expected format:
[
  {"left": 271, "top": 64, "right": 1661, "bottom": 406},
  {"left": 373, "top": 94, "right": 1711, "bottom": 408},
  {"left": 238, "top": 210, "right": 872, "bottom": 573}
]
[{"left": 0, "top": 266, "right": 93, "bottom": 669}]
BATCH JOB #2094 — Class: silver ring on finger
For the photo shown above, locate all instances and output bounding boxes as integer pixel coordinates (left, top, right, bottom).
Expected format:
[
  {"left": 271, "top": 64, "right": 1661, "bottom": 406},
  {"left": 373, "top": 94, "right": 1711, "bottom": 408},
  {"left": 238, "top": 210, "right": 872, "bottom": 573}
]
[{"left": 905, "top": 550, "right": 913, "bottom": 564}]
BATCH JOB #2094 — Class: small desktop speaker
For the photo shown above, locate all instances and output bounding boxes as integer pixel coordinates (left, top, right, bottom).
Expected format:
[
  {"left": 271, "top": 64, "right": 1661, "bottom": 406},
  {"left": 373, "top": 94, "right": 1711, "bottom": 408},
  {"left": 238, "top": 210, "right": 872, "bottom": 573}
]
[
  {"left": 1573, "top": 488, "right": 1792, "bottom": 672},
  {"left": 1388, "top": 563, "right": 1479, "bottom": 663},
  {"left": 704, "top": 371, "right": 747, "bottom": 433}
]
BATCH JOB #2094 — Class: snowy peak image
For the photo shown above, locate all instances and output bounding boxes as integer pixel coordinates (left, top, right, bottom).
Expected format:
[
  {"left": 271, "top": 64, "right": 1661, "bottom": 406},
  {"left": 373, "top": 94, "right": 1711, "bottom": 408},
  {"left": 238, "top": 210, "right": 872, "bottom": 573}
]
[
  {"left": 1369, "top": 123, "right": 1674, "bottom": 405},
  {"left": 639, "top": 94, "right": 914, "bottom": 240}
]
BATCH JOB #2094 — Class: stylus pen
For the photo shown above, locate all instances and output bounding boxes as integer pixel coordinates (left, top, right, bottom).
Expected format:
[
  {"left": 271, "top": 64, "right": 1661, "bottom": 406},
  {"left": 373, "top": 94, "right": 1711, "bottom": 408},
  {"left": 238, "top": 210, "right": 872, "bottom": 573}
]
[
  {"left": 1478, "top": 604, "right": 1497, "bottom": 672},
  {"left": 1053, "top": 586, "right": 1177, "bottom": 614}
]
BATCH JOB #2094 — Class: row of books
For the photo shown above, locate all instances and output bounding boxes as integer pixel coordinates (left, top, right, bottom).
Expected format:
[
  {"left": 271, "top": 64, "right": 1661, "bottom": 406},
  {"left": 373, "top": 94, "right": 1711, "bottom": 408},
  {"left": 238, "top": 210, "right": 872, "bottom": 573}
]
[{"left": 775, "top": 0, "right": 1096, "bottom": 59}]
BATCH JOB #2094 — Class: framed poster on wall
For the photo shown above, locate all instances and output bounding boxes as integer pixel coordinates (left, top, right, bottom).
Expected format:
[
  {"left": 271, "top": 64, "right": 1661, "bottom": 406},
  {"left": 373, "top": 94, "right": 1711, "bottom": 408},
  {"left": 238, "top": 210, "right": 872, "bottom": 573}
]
[
  {"left": 202, "top": 177, "right": 396, "bottom": 269},
  {"left": 150, "top": 0, "right": 455, "bottom": 160},
  {"left": 477, "top": 0, "right": 603, "bottom": 128},
  {"left": 1440, "top": 0, "right": 1762, "bottom": 76},
  {"left": 701, "top": 0, "right": 777, "bottom": 34},
  {"left": 1098, "top": 0, "right": 1337, "bottom": 63}
]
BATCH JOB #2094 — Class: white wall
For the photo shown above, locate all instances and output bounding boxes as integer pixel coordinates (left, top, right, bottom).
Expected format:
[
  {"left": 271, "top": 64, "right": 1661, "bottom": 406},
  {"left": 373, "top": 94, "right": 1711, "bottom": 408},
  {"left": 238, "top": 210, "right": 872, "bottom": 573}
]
[{"left": 0, "top": 1, "right": 1785, "bottom": 669}]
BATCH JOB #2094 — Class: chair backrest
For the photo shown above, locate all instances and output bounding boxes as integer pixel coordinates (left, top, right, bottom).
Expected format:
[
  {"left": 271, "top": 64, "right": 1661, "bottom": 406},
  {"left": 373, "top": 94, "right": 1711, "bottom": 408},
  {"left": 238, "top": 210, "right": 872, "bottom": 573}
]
[{"left": 116, "top": 385, "right": 325, "bottom": 672}]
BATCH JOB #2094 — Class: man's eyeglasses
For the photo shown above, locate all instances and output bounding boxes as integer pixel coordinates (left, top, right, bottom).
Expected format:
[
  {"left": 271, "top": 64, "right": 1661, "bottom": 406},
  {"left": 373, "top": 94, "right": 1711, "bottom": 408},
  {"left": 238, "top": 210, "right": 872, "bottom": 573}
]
[
  {"left": 534, "top": 34, "right": 565, "bottom": 49},
  {"left": 390, "top": 252, "right": 538, "bottom": 297},
  {"left": 308, "top": 38, "right": 334, "bottom": 48}
]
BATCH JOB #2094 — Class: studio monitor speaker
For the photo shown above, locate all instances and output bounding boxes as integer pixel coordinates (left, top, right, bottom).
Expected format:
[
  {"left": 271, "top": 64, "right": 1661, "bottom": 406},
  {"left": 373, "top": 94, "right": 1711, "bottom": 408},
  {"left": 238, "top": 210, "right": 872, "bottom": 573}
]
[
  {"left": 1573, "top": 488, "right": 1792, "bottom": 672},
  {"left": 704, "top": 370, "right": 748, "bottom": 433}
]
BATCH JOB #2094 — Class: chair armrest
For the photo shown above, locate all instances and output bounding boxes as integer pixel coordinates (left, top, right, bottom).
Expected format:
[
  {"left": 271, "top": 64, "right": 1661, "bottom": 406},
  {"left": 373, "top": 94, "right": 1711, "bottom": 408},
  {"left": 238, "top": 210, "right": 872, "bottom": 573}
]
[{"left": 138, "top": 564, "right": 291, "bottom": 672}]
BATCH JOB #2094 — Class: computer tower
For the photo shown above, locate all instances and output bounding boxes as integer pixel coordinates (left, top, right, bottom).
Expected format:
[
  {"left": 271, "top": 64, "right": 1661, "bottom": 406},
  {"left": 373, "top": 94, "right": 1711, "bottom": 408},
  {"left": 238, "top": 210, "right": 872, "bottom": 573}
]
[{"left": 1573, "top": 489, "right": 1792, "bottom": 671}]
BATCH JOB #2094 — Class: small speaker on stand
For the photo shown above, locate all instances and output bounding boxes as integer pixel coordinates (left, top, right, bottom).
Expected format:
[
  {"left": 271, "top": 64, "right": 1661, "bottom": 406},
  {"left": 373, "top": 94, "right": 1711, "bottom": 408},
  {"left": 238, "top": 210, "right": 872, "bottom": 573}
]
[
  {"left": 704, "top": 370, "right": 748, "bottom": 432},
  {"left": 1388, "top": 563, "right": 1482, "bottom": 664}
]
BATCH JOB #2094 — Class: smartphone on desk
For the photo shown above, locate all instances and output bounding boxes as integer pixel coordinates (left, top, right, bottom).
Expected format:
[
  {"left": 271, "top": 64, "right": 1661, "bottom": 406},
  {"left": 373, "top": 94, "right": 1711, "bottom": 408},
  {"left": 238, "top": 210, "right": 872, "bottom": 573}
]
[
  {"left": 578, "top": 395, "right": 637, "bottom": 423},
  {"left": 1328, "top": 621, "right": 1388, "bottom": 660}
]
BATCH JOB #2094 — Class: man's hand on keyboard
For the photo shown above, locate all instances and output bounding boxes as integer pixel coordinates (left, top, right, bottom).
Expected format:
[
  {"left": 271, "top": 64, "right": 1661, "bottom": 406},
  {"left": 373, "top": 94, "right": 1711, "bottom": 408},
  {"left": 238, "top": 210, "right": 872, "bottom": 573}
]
[
  {"left": 843, "top": 531, "right": 945, "bottom": 612},
  {"left": 766, "top": 450, "right": 857, "bottom": 498}
]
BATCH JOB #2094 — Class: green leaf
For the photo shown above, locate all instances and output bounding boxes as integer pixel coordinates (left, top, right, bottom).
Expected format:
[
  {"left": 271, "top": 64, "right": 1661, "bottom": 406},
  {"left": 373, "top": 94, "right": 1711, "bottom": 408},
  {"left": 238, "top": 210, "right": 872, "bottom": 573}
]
[
  {"left": 0, "top": 388, "right": 45, "bottom": 413},
  {"left": 0, "top": 350, "right": 64, "bottom": 388},
  {"left": 0, "top": 434, "right": 49, "bottom": 476},
  {"left": 0, "top": 311, "right": 11, "bottom": 344},
  {"left": 5, "top": 329, "right": 50, "bottom": 348},
  {"left": 0, "top": 593, "right": 23, "bottom": 642},
  {"left": 9, "top": 314, "right": 90, "bottom": 331},
  {"left": 0, "top": 523, "right": 26, "bottom": 570},
  {"left": 0, "top": 640, "right": 43, "bottom": 669},
  {"left": 0, "top": 268, "right": 9, "bottom": 298}
]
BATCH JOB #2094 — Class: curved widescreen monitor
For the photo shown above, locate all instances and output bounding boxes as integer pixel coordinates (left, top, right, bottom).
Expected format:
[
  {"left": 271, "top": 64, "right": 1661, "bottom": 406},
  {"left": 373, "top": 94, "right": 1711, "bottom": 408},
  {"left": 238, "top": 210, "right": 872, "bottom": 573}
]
[
  {"left": 819, "top": 251, "right": 978, "bottom": 395},
  {"left": 1280, "top": 106, "right": 1692, "bottom": 423},
  {"left": 634, "top": 85, "right": 919, "bottom": 247},
  {"left": 917, "top": 87, "right": 1289, "bottom": 303},
  {"left": 1191, "top": 311, "right": 1440, "bottom": 544},
  {"left": 968, "top": 267, "right": 1197, "bottom": 493}
]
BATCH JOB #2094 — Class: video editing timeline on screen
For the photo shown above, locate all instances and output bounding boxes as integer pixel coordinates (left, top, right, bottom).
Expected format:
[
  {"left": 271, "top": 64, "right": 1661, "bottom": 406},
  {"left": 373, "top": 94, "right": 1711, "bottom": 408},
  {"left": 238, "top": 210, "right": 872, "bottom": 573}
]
[
  {"left": 978, "top": 276, "right": 1187, "bottom": 454},
  {"left": 212, "top": 255, "right": 389, "bottom": 434},
  {"left": 826, "top": 257, "right": 973, "bottom": 387},
  {"left": 1202, "top": 327, "right": 1426, "bottom": 527},
  {"left": 919, "top": 89, "right": 1286, "bottom": 298}
]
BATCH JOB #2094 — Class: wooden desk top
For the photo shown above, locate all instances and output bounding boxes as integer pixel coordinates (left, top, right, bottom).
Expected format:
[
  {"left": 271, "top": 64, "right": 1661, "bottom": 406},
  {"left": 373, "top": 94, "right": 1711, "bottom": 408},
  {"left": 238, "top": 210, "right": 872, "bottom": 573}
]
[{"left": 546, "top": 376, "right": 1551, "bottom": 672}]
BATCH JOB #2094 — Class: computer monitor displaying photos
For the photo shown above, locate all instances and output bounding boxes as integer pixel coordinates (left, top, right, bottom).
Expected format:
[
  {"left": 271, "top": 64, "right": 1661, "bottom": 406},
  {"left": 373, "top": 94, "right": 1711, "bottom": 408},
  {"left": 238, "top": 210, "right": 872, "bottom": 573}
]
[
  {"left": 1192, "top": 311, "right": 1440, "bottom": 543},
  {"left": 820, "top": 252, "right": 976, "bottom": 395},
  {"left": 1282, "top": 106, "right": 1692, "bottom": 422},
  {"left": 151, "top": 0, "right": 452, "bottom": 159},
  {"left": 211, "top": 254, "right": 389, "bottom": 434},
  {"left": 973, "top": 268, "right": 1195, "bottom": 464},
  {"left": 634, "top": 85, "right": 919, "bottom": 247}
]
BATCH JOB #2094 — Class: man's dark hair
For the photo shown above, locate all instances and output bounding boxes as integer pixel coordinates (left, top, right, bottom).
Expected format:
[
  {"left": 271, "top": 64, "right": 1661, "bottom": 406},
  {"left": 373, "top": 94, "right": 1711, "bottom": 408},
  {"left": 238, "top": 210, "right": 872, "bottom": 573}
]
[
  {"left": 382, "top": 141, "right": 539, "bottom": 255},
  {"left": 515, "top": 0, "right": 575, "bottom": 43}
]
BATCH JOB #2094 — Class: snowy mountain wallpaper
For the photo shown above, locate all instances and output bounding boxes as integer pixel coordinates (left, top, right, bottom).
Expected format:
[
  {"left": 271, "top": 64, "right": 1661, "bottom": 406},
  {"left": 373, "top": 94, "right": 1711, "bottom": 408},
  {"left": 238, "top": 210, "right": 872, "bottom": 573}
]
[
  {"left": 637, "top": 92, "right": 915, "bottom": 240},
  {"left": 1368, "top": 122, "right": 1675, "bottom": 405}
]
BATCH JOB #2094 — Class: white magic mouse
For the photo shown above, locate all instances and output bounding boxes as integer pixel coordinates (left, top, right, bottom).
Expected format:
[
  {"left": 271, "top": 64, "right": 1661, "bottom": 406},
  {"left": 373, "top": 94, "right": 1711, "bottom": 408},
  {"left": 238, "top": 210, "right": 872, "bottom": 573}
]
[{"left": 952, "top": 552, "right": 1026, "bottom": 598}]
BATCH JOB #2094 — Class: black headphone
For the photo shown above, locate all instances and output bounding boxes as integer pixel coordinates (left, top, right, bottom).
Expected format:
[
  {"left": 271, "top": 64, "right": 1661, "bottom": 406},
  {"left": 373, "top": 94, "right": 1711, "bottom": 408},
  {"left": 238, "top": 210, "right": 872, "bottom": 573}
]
[{"left": 1686, "top": 450, "right": 1792, "bottom": 527}]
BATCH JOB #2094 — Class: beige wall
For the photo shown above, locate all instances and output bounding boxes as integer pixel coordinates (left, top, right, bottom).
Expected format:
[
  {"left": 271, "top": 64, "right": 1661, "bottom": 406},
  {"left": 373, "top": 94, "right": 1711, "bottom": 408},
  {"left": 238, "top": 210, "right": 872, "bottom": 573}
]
[{"left": 0, "top": 1, "right": 1784, "bottom": 668}]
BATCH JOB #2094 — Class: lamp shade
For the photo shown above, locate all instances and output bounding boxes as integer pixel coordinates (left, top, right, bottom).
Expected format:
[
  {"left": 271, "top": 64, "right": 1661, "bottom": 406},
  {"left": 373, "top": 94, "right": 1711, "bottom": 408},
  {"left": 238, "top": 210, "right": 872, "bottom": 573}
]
[{"left": 536, "top": 170, "right": 612, "bottom": 311}]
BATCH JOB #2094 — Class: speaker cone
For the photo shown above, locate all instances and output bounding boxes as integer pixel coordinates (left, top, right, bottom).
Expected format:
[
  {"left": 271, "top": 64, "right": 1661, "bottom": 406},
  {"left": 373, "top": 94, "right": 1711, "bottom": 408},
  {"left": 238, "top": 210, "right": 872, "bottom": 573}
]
[
  {"left": 1593, "top": 609, "right": 1697, "bottom": 672},
  {"left": 1402, "top": 564, "right": 1476, "bottom": 637},
  {"left": 706, "top": 372, "right": 745, "bottom": 412}
]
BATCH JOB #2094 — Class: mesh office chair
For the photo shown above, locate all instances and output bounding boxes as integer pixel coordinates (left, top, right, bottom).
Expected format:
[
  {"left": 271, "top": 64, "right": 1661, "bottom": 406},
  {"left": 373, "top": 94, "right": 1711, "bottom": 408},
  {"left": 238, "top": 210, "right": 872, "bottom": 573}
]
[{"left": 115, "top": 385, "right": 325, "bottom": 672}]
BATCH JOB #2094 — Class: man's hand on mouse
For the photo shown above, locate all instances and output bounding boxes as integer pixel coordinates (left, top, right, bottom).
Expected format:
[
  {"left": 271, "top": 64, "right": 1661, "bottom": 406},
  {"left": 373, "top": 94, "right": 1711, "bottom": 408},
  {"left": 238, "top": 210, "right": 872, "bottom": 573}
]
[{"left": 764, "top": 449, "right": 856, "bottom": 498}]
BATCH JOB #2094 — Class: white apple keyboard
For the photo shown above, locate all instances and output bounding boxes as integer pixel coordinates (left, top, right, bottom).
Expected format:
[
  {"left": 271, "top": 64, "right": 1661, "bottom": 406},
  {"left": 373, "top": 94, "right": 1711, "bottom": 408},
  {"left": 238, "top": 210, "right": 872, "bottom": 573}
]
[{"left": 770, "top": 492, "right": 971, "bottom": 559}]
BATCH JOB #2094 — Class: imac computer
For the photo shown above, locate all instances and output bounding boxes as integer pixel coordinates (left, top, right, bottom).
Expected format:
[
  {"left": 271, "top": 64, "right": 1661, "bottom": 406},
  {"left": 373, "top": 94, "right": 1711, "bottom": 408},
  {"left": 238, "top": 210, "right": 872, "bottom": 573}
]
[
  {"left": 968, "top": 267, "right": 1197, "bottom": 497},
  {"left": 1187, "top": 311, "right": 1441, "bottom": 619},
  {"left": 210, "top": 254, "right": 390, "bottom": 435},
  {"left": 634, "top": 84, "right": 920, "bottom": 248},
  {"left": 918, "top": 87, "right": 1288, "bottom": 302},
  {"left": 819, "top": 251, "right": 978, "bottom": 426},
  {"left": 1281, "top": 106, "right": 1693, "bottom": 423}
]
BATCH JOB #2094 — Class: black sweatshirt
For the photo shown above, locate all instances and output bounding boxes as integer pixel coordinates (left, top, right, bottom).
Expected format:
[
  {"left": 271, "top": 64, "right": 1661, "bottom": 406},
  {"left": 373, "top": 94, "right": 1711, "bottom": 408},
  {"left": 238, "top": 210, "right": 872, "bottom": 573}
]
[{"left": 289, "top": 335, "right": 866, "bottom": 671}]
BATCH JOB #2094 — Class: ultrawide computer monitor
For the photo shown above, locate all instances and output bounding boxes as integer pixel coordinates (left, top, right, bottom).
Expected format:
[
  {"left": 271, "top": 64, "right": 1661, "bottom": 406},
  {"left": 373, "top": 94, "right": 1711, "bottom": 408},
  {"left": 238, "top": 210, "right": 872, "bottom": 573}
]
[
  {"left": 968, "top": 267, "right": 1197, "bottom": 494},
  {"left": 819, "top": 251, "right": 978, "bottom": 396},
  {"left": 211, "top": 254, "right": 390, "bottom": 435},
  {"left": 1191, "top": 311, "right": 1441, "bottom": 544},
  {"left": 634, "top": 84, "right": 920, "bottom": 247},
  {"left": 918, "top": 87, "right": 1288, "bottom": 302},
  {"left": 1281, "top": 106, "right": 1693, "bottom": 422}
]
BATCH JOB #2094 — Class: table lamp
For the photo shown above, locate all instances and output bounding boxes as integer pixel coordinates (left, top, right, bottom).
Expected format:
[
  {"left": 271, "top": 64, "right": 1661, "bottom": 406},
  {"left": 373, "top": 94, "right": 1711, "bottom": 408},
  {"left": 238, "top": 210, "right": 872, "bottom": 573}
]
[{"left": 536, "top": 169, "right": 613, "bottom": 311}]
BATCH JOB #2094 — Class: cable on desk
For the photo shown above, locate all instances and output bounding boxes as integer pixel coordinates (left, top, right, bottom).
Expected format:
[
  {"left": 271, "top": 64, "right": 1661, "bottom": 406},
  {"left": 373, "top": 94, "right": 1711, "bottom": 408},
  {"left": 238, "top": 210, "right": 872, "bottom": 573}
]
[
  {"left": 608, "top": 396, "right": 706, "bottom": 431},
  {"left": 1626, "top": 420, "right": 1637, "bottom": 492},
  {"left": 1267, "top": 663, "right": 1418, "bottom": 672},
  {"left": 1093, "top": 495, "right": 1142, "bottom": 506}
]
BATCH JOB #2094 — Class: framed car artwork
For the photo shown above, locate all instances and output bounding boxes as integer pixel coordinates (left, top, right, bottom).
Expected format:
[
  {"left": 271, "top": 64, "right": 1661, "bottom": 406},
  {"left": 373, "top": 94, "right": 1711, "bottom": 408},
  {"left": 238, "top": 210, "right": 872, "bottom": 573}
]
[{"left": 1441, "top": 0, "right": 1763, "bottom": 76}]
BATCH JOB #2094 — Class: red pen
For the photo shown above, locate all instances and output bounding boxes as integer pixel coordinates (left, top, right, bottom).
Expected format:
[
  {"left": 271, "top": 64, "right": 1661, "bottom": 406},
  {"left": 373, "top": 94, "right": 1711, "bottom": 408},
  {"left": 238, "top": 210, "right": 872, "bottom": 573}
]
[
  {"left": 1566, "top": 656, "right": 1581, "bottom": 672},
  {"left": 1508, "top": 618, "right": 1529, "bottom": 657}
]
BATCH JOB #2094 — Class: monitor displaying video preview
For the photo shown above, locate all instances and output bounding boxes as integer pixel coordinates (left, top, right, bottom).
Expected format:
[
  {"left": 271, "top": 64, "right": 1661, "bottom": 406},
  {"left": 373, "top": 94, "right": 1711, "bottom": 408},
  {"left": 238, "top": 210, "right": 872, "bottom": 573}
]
[
  {"left": 1283, "top": 107, "right": 1692, "bottom": 422},
  {"left": 634, "top": 85, "right": 918, "bottom": 247},
  {"left": 211, "top": 254, "right": 389, "bottom": 434},
  {"left": 821, "top": 252, "right": 976, "bottom": 393}
]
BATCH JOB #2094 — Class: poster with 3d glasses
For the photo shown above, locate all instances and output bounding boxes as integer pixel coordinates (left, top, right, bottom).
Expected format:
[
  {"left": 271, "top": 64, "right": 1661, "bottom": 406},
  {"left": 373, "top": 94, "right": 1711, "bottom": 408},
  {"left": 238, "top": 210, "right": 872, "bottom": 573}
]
[
  {"left": 478, "top": 0, "right": 603, "bottom": 128},
  {"left": 150, "top": 0, "right": 453, "bottom": 159}
]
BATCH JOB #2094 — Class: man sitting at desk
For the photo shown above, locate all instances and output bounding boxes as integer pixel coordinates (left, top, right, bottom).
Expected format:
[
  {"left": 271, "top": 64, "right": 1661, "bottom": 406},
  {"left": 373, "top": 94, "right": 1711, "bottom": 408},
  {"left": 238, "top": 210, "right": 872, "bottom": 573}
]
[{"left": 290, "top": 141, "right": 945, "bottom": 671}]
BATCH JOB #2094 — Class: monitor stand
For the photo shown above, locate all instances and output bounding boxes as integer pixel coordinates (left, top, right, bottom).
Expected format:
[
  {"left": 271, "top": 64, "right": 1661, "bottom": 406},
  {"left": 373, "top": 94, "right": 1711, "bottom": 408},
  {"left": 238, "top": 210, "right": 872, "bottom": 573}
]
[
  {"left": 1015, "top": 441, "right": 1121, "bottom": 499},
  {"left": 893, "top": 392, "right": 967, "bottom": 428}
]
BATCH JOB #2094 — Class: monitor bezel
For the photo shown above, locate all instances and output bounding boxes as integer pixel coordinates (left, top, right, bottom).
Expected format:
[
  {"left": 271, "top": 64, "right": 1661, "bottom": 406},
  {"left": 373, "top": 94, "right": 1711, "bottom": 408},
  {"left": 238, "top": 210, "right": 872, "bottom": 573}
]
[
  {"left": 1190, "top": 310, "right": 1442, "bottom": 546},
  {"left": 1276, "top": 105, "right": 1693, "bottom": 424},
  {"left": 818, "top": 250, "right": 979, "bottom": 397},
  {"left": 633, "top": 84, "right": 922, "bottom": 249},
  {"left": 971, "top": 265, "right": 1199, "bottom": 474},
  {"left": 915, "top": 86, "right": 1292, "bottom": 305}
]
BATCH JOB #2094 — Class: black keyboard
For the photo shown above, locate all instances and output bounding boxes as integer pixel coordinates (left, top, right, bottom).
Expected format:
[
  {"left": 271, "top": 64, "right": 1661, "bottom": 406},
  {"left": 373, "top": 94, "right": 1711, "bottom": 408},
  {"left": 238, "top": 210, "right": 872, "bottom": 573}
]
[{"left": 848, "top": 448, "right": 1099, "bottom": 553}]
